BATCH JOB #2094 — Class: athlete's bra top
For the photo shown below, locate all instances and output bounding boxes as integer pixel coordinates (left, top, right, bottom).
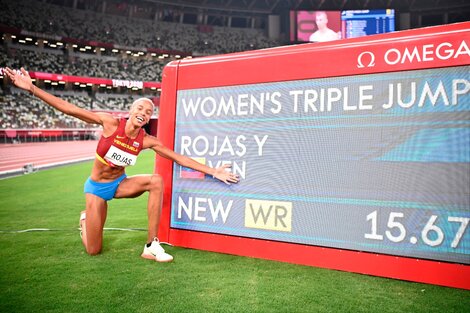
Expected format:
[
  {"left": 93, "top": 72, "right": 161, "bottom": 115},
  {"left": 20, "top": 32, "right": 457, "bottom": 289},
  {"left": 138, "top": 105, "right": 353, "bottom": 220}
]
[{"left": 95, "top": 118, "right": 145, "bottom": 167}]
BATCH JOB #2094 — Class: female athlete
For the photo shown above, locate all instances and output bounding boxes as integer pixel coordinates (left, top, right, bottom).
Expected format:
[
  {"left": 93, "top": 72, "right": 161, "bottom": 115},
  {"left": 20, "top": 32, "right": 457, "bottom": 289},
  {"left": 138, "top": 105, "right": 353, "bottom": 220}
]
[{"left": 5, "top": 67, "right": 239, "bottom": 262}]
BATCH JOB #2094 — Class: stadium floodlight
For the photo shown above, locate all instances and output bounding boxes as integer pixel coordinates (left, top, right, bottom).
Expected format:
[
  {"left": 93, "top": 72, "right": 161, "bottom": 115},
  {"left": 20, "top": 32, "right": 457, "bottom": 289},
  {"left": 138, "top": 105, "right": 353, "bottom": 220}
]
[
  {"left": 72, "top": 44, "right": 78, "bottom": 48},
  {"left": 85, "top": 46, "right": 92, "bottom": 49},
  {"left": 25, "top": 37, "right": 33, "bottom": 41},
  {"left": 112, "top": 49, "right": 119, "bottom": 53},
  {"left": 100, "top": 48, "right": 105, "bottom": 51},
  {"left": 44, "top": 80, "right": 51, "bottom": 83},
  {"left": 56, "top": 42, "right": 63, "bottom": 46},
  {"left": 50, "top": 44, "right": 57, "bottom": 48},
  {"left": 18, "top": 40, "right": 26, "bottom": 44}
]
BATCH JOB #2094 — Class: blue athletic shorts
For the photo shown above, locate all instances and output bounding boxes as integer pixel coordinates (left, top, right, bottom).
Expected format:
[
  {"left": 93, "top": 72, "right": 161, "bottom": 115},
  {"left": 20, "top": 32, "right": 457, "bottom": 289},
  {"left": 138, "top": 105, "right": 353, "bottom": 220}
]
[{"left": 84, "top": 173, "right": 127, "bottom": 201}]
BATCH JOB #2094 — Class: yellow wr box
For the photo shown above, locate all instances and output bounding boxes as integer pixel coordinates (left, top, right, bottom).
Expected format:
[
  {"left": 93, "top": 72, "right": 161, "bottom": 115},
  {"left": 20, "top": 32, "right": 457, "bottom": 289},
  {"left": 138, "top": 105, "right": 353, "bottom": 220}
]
[{"left": 244, "top": 199, "right": 292, "bottom": 232}]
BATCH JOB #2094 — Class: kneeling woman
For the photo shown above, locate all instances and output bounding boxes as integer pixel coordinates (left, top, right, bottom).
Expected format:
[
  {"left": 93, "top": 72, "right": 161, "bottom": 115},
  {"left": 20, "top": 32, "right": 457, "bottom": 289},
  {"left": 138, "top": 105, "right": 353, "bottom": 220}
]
[{"left": 6, "top": 67, "right": 239, "bottom": 262}]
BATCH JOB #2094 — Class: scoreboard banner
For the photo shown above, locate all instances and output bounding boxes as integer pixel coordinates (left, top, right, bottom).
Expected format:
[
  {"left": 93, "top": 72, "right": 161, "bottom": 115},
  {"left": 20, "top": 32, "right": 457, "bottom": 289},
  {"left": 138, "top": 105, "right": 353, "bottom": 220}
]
[
  {"left": 171, "top": 65, "right": 469, "bottom": 265},
  {"left": 157, "top": 22, "right": 470, "bottom": 289}
]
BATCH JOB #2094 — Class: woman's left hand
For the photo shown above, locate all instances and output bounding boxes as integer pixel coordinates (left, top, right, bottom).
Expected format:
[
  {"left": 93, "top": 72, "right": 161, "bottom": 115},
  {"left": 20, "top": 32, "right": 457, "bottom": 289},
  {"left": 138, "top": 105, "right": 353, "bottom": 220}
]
[{"left": 213, "top": 164, "right": 240, "bottom": 185}]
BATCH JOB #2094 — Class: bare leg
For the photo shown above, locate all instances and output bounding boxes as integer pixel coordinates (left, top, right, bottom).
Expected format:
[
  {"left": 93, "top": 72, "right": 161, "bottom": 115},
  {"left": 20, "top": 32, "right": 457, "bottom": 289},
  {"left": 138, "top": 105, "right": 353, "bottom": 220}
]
[
  {"left": 114, "top": 174, "right": 172, "bottom": 262},
  {"left": 114, "top": 174, "right": 163, "bottom": 242},
  {"left": 82, "top": 193, "right": 108, "bottom": 255},
  {"left": 145, "top": 175, "right": 164, "bottom": 242}
]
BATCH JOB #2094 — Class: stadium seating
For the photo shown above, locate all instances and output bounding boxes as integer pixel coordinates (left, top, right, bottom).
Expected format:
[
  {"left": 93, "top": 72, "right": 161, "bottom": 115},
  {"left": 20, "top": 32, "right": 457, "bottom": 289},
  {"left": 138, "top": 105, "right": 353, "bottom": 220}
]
[
  {"left": 0, "top": 0, "right": 278, "bottom": 54},
  {"left": 3, "top": 47, "right": 164, "bottom": 82},
  {"left": 0, "top": 0, "right": 279, "bottom": 129}
]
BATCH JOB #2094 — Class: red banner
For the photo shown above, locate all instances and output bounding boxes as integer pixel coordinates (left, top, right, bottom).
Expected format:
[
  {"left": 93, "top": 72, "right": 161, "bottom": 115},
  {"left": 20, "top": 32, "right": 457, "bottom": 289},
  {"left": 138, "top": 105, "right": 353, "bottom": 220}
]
[{"left": 25, "top": 72, "right": 162, "bottom": 89}]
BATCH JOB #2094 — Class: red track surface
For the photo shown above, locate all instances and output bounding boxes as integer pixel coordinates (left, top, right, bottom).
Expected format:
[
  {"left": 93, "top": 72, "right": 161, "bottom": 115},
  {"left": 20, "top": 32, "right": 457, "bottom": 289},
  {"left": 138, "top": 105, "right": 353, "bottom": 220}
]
[{"left": 0, "top": 141, "right": 98, "bottom": 174}]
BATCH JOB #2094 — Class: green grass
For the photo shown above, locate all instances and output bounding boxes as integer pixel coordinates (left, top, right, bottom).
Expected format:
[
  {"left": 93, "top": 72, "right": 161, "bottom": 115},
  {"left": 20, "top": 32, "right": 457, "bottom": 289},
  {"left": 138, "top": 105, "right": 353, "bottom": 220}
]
[{"left": 1, "top": 151, "right": 469, "bottom": 313}]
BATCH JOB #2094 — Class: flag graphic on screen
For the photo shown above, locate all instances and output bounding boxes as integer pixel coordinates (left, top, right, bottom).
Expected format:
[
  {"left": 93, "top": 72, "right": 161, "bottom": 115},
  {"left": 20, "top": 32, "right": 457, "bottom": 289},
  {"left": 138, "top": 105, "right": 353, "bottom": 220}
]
[{"left": 180, "top": 157, "right": 206, "bottom": 179}]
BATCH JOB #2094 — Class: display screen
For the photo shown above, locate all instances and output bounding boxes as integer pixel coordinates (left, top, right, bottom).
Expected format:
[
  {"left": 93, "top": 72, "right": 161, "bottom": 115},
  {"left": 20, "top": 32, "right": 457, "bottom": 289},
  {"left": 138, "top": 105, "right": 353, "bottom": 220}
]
[
  {"left": 292, "top": 10, "right": 342, "bottom": 42},
  {"left": 341, "top": 9, "right": 395, "bottom": 38},
  {"left": 290, "top": 9, "right": 395, "bottom": 42},
  {"left": 171, "top": 65, "right": 470, "bottom": 265}
]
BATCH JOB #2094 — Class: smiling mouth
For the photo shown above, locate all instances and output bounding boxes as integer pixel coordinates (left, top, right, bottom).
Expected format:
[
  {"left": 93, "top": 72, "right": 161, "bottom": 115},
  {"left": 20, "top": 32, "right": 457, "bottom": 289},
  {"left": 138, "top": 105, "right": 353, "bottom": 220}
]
[{"left": 136, "top": 116, "right": 145, "bottom": 123}]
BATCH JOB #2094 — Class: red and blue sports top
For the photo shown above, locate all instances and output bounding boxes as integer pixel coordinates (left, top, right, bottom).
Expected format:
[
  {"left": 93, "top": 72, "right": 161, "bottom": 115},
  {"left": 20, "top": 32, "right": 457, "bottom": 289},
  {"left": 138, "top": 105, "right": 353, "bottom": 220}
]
[{"left": 96, "top": 118, "right": 145, "bottom": 167}]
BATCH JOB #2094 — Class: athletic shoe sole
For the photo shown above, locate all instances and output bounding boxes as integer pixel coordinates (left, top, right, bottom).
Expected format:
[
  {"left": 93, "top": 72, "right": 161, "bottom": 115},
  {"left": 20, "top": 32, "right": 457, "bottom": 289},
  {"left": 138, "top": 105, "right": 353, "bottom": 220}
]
[{"left": 141, "top": 253, "right": 173, "bottom": 262}]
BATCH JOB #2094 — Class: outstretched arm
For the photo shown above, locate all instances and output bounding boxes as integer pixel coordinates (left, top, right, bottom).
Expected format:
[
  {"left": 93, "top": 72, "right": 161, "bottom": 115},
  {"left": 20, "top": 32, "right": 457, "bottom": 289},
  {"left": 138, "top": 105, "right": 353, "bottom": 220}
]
[
  {"left": 5, "top": 67, "right": 110, "bottom": 125},
  {"left": 145, "top": 135, "right": 239, "bottom": 185}
]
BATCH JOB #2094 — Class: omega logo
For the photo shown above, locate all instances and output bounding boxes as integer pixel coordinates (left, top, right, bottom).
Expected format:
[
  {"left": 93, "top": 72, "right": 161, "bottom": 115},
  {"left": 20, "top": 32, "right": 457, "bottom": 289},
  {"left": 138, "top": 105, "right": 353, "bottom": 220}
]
[
  {"left": 357, "top": 51, "right": 376, "bottom": 68},
  {"left": 356, "top": 40, "right": 469, "bottom": 69}
]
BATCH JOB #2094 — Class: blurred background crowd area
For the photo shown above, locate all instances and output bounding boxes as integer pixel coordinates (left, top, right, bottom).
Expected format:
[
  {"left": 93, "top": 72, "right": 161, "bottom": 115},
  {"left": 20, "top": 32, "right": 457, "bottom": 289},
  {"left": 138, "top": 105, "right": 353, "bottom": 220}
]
[{"left": 0, "top": 0, "right": 282, "bottom": 129}]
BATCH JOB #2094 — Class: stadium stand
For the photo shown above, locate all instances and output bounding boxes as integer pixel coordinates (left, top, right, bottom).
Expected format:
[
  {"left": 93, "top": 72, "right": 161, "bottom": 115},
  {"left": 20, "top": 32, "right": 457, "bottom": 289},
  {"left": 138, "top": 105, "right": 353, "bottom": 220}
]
[
  {"left": 0, "top": 0, "right": 280, "bottom": 130},
  {"left": 3, "top": 47, "right": 164, "bottom": 82},
  {"left": 0, "top": 0, "right": 278, "bottom": 54},
  {"left": 0, "top": 88, "right": 96, "bottom": 129}
]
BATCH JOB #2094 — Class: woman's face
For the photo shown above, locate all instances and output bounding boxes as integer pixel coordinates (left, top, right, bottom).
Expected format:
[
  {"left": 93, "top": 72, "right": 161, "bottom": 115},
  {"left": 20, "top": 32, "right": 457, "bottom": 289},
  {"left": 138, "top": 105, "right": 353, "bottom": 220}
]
[{"left": 129, "top": 100, "right": 154, "bottom": 127}]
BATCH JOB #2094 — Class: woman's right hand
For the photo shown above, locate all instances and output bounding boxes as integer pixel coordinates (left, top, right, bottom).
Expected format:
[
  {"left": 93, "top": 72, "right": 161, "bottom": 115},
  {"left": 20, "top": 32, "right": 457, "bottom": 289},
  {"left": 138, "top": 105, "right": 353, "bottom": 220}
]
[{"left": 5, "top": 67, "right": 34, "bottom": 93}]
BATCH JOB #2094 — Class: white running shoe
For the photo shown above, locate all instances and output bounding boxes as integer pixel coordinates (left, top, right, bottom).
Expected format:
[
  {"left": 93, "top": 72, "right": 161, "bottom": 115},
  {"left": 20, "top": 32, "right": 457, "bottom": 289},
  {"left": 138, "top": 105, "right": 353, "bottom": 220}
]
[
  {"left": 79, "top": 211, "right": 87, "bottom": 247},
  {"left": 141, "top": 238, "right": 173, "bottom": 262}
]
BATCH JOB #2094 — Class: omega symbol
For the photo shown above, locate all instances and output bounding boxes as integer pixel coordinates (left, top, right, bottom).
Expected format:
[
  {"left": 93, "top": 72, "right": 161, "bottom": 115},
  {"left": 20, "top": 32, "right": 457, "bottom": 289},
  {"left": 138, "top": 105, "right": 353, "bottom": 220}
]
[{"left": 357, "top": 51, "right": 376, "bottom": 68}]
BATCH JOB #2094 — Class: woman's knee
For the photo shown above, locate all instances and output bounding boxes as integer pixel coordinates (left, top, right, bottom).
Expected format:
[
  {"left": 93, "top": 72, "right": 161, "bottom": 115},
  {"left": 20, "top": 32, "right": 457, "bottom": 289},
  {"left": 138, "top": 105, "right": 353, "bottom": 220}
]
[
  {"left": 149, "top": 174, "right": 163, "bottom": 191},
  {"left": 85, "top": 244, "right": 102, "bottom": 256}
]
